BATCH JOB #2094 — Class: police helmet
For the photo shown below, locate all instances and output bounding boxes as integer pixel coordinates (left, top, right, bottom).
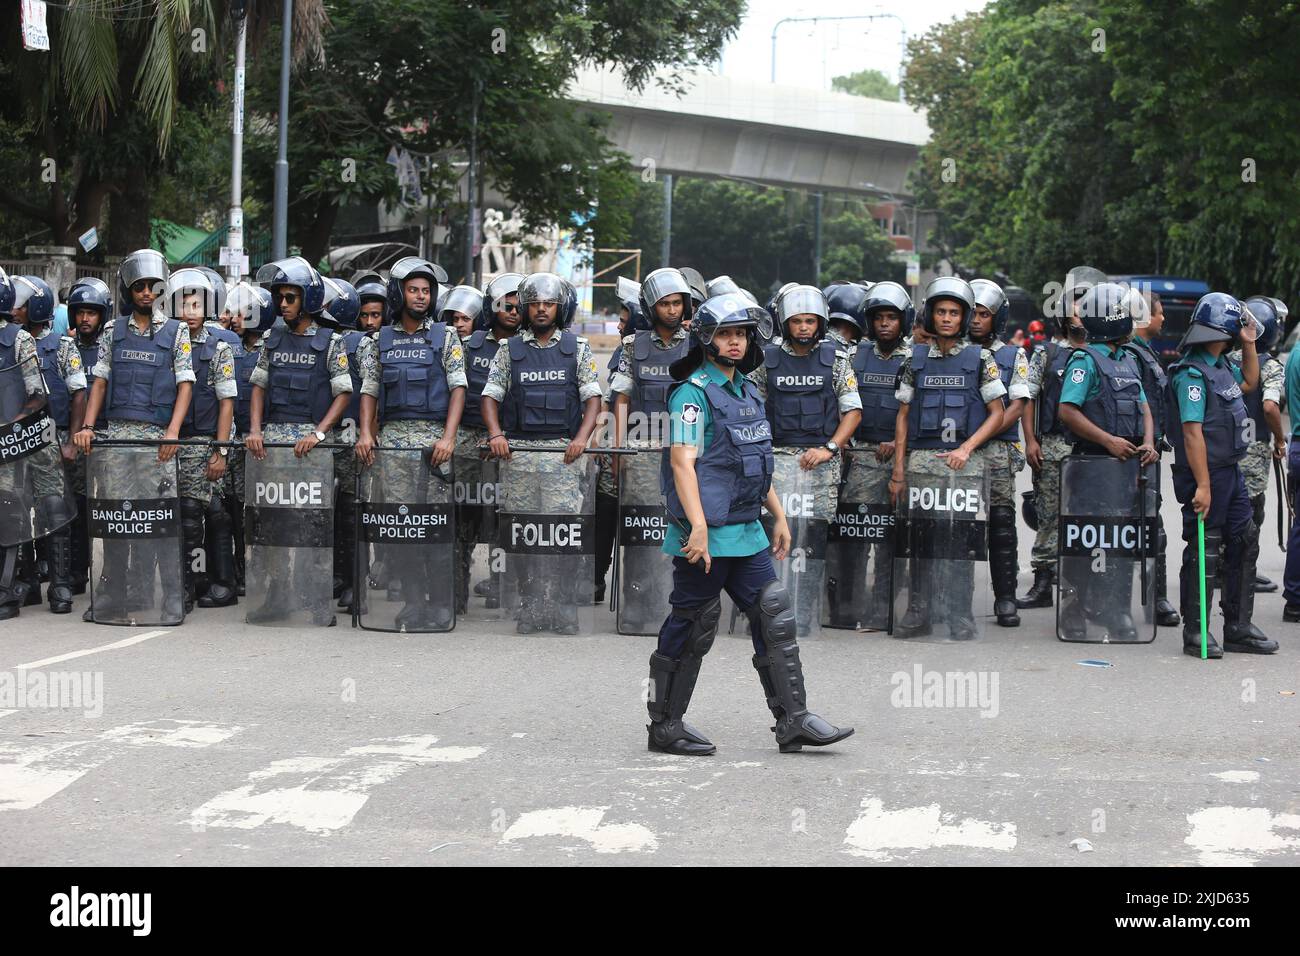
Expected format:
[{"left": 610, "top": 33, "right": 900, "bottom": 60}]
[
  {"left": 117, "top": 249, "right": 169, "bottom": 315},
  {"left": 706, "top": 275, "right": 742, "bottom": 298},
  {"left": 1243, "top": 296, "right": 1282, "bottom": 353},
  {"left": 67, "top": 277, "right": 113, "bottom": 321},
  {"left": 0, "top": 268, "right": 13, "bottom": 316},
  {"left": 386, "top": 256, "right": 447, "bottom": 321},
  {"left": 679, "top": 267, "right": 707, "bottom": 309},
  {"left": 321, "top": 277, "right": 361, "bottom": 330},
  {"left": 863, "top": 281, "right": 915, "bottom": 341},
  {"left": 921, "top": 276, "right": 975, "bottom": 336},
  {"left": 439, "top": 284, "right": 485, "bottom": 327},
  {"left": 352, "top": 271, "right": 388, "bottom": 304},
  {"left": 12, "top": 276, "right": 55, "bottom": 325},
  {"left": 161, "top": 267, "right": 218, "bottom": 321},
  {"left": 518, "top": 272, "right": 575, "bottom": 330},
  {"left": 670, "top": 293, "right": 774, "bottom": 381},
  {"left": 824, "top": 282, "right": 870, "bottom": 337},
  {"left": 640, "top": 268, "right": 694, "bottom": 328},
  {"left": 1076, "top": 282, "right": 1136, "bottom": 344},
  {"left": 227, "top": 281, "right": 275, "bottom": 333},
  {"left": 256, "top": 256, "right": 325, "bottom": 315},
  {"left": 776, "top": 284, "right": 829, "bottom": 342},
  {"left": 195, "top": 267, "right": 228, "bottom": 318},
  {"left": 1180, "top": 292, "right": 1248, "bottom": 349},
  {"left": 969, "top": 279, "right": 1010, "bottom": 339},
  {"left": 482, "top": 272, "right": 524, "bottom": 328}
]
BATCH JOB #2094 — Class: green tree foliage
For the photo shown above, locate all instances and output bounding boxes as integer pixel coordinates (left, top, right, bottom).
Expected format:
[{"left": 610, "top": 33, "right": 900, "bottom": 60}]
[
  {"left": 903, "top": 0, "right": 1300, "bottom": 306},
  {"left": 831, "top": 68, "right": 899, "bottom": 101}
]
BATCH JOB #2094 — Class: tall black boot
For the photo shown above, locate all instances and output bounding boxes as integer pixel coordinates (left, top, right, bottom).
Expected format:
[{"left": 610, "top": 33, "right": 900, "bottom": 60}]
[
  {"left": 593, "top": 490, "right": 617, "bottom": 604},
  {"left": 228, "top": 496, "right": 246, "bottom": 597},
  {"left": 647, "top": 598, "right": 720, "bottom": 755},
  {"left": 1181, "top": 528, "right": 1223, "bottom": 658},
  {"left": 894, "top": 556, "right": 932, "bottom": 637},
  {"left": 1221, "top": 522, "right": 1278, "bottom": 653},
  {"left": 70, "top": 495, "right": 89, "bottom": 595},
  {"left": 988, "top": 505, "right": 1020, "bottom": 627},
  {"left": 1153, "top": 527, "right": 1180, "bottom": 626},
  {"left": 1017, "top": 565, "right": 1054, "bottom": 608},
  {"left": 198, "top": 495, "right": 238, "bottom": 607},
  {"left": 179, "top": 498, "right": 205, "bottom": 615},
  {"left": 0, "top": 545, "right": 24, "bottom": 621},
  {"left": 749, "top": 581, "right": 853, "bottom": 752},
  {"left": 19, "top": 543, "right": 41, "bottom": 606},
  {"left": 334, "top": 492, "right": 357, "bottom": 610},
  {"left": 1248, "top": 494, "right": 1277, "bottom": 592},
  {"left": 44, "top": 532, "right": 74, "bottom": 614}
]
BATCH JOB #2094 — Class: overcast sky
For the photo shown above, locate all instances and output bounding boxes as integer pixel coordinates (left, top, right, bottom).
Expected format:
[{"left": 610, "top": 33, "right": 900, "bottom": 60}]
[{"left": 717, "top": 0, "right": 989, "bottom": 89}]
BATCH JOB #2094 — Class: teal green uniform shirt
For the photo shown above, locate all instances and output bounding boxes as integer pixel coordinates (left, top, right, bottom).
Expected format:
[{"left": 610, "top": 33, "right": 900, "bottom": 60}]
[
  {"left": 662, "top": 360, "right": 770, "bottom": 558},
  {"left": 1059, "top": 343, "right": 1148, "bottom": 407},
  {"left": 1287, "top": 346, "right": 1300, "bottom": 437},
  {"left": 1172, "top": 346, "right": 1243, "bottom": 424}
]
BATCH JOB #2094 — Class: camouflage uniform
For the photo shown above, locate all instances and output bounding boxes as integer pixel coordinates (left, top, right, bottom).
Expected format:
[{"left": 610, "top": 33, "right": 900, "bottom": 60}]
[
  {"left": 1230, "top": 348, "right": 1284, "bottom": 498},
  {"left": 747, "top": 341, "right": 862, "bottom": 523},
  {"left": 247, "top": 319, "right": 351, "bottom": 445},
  {"left": 608, "top": 325, "right": 690, "bottom": 501},
  {"left": 895, "top": 339, "right": 1005, "bottom": 480},
  {"left": 826, "top": 328, "right": 858, "bottom": 354},
  {"left": 29, "top": 325, "right": 86, "bottom": 496},
  {"left": 984, "top": 337, "right": 1031, "bottom": 508},
  {"left": 0, "top": 319, "right": 62, "bottom": 497},
  {"left": 1025, "top": 342, "right": 1075, "bottom": 571},
  {"left": 91, "top": 315, "right": 196, "bottom": 446},
  {"left": 355, "top": 316, "right": 466, "bottom": 486},
  {"left": 176, "top": 323, "right": 237, "bottom": 502},
  {"left": 481, "top": 327, "right": 602, "bottom": 513}
]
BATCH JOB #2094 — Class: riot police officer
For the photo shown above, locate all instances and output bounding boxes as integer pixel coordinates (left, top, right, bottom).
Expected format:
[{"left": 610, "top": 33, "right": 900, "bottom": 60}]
[
  {"left": 165, "top": 268, "right": 240, "bottom": 611},
  {"left": 318, "top": 277, "right": 363, "bottom": 612},
  {"left": 1125, "top": 289, "right": 1182, "bottom": 626},
  {"left": 889, "top": 277, "right": 1007, "bottom": 641},
  {"left": 1056, "top": 283, "right": 1157, "bottom": 640},
  {"left": 608, "top": 268, "right": 695, "bottom": 632},
  {"left": 1, "top": 269, "right": 73, "bottom": 620},
  {"left": 967, "top": 279, "right": 1031, "bottom": 627},
  {"left": 74, "top": 249, "right": 195, "bottom": 623},
  {"left": 830, "top": 281, "right": 911, "bottom": 629},
  {"left": 66, "top": 278, "right": 113, "bottom": 596},
  {"left": 353, "top": 257, "right": 465, "bottom": 631},
  {"left": 13, "top": 275, "right": 85, "bottom": 614},
  {"left": 246, "top": 257, "right": 354, "bottom": 627},
  {"left": 649, "top": 292, "right": 853, "bottom": 755},
  {"left": 824, "top": 281, "right": 868, "bottom": 352},
  {"left": 1231, "top": 297, "right": 1287, "bottom": 594},
  {"left": 226, "top": 281, "right": 274, "bottom": 598},
  {"left": 1167, "top": 293, "right": 1277, "bottom": 657},
  {"left": 747, "top": 284, "right": 862, "bottom": 635},
  {"left": 1019, "top": 276, "right": 1092, "bottom": 608},
  {"left": 460, "top": 273, "right": 523, "bottom": 612},
  {"left": 480, "top": 272, "right": 603, "bottom": 634}
]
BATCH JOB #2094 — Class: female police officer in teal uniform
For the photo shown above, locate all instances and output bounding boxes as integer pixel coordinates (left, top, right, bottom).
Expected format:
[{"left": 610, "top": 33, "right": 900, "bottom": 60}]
[{"left": 646, "top": 293, "right": 854, "bottom": 756}]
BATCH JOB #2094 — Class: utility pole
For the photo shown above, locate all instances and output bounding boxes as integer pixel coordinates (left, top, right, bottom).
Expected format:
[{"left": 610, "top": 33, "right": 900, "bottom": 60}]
[
  {"left": 812, "top": 192, "right": 823, "bottom": 284},
  {"left": 226, "top": 2, "right": 248, "bottom": 281},
  {"left": 464, "top": 80, "right": 479, "bottom": 283}
]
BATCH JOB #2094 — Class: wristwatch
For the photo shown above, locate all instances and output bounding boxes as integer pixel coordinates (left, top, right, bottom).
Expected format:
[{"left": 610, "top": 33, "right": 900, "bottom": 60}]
[
  {"left": 824, "top": 440, "right": 839, "bottom": 454},
  {"left": 216, "top": 446, "right": 229, "bottom": 458},
  {"left": 313, "top": 430, "right": 326, "bottom": 443}
]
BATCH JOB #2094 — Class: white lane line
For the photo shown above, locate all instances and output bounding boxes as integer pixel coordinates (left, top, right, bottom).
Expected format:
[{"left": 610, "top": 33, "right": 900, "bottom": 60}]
[
  {"left": 0, "top": 711, "right": 16, "bottom": 720},
  {"left": 10, "top": 630, "right": 171, "bottom": 671}
]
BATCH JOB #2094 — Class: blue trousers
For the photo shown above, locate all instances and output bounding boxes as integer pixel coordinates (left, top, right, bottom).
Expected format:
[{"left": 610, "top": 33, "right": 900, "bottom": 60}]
[
  {"left": 657, "top": 551, "right": 776, "bottom": 658},
  {"left": 1170, "top": 464, "right": 1253, "bottom": 540},
  {"left": 1283, "top": 442, "right": 1300, "bottom": 606}
]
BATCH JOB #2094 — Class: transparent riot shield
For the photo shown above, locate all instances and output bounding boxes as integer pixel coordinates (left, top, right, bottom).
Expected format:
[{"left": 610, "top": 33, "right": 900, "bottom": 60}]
[
  {"left": 245, "top": 447, "right": 335, "bottom": 627},
  {"left": 1057, "top": 456, "right": 1158, "bottom": 643},
  {"left": 86, "top": 445, "right": 183, "bottom": 626},
  {"left": 615, "top": 450, "right": 672, "bottom": 636},
  {"left": 0, "top": 357, "right": 76, "bottom": 547},
  {"left": 892, "top": 467, "right": 990, "bottom": 642},
  {"left": 496, "top": 450, "right": 597, "bottom": 635},
  {"left": 762, "top": 454, "right": 832, "bottom": 638},
  {"left": 454, "top": 448, "right": 504, "bottom": 621},
  {"left": 358, "top": 448, "right": 455, "bottom": 633},
  {"left": 823, "top": 447, "right": 895, "bottom": 631}
]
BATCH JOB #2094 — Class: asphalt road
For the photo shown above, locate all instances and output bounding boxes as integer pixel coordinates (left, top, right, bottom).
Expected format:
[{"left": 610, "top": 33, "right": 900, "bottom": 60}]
[{"left": 1, "top": 463, "right": 1297, "bottom": 866}]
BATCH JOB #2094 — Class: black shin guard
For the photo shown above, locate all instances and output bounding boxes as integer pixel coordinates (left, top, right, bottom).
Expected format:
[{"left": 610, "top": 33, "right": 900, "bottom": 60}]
[
  {"left": 647, "top": 597, "right": 720, "bottom": 755},
  {"left": 748, "top": 581, "right": 853, "bottom": 752}
]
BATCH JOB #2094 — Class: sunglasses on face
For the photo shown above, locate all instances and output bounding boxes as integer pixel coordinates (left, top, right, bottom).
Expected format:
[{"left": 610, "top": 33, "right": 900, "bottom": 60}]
[
  {"left": 501, "top": 303, "right": 519, "bottom": 314},
  {"left": 130, "top": 280, "right": 154, "bottom": 293},
  {"left": 274, "top": 290, "right": 299, "bottom": 303}
]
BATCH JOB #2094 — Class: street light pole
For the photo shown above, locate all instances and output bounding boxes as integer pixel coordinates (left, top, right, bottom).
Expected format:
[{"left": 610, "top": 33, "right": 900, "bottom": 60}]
[
  {"left": 661, "top": 174, "right": 673, "bottom": 266},
  {"left": 271, "top": 0, "right": 294, "bottom": 260},
  {"left": 226, "top": 4, "right": 248, "bottom": 281}
]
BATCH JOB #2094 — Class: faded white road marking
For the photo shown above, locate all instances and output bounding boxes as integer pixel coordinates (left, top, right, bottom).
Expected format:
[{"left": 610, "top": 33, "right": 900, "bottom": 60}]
[
  {"left": 11, "top": 630, "right": 171, "bottom": 670},
  {"left": 843, "top": 796, "right": 1017, "bottom": 860},
  {"left": 1185, "top": 807, "right": 1300, "bottom": 866},
  {"left": 1209, "top": 771, "right": 1260, "bottom": 784},
  {"left": 0, "top": 710, "right": 15, "bottom": 719},
  {"left": 0, "top": 719, "right": 242, "bottom": 811},
  {"left": 501, "top": 806, "right": 657, "bottom": 854},
  {"left": 189, "top": 735, "right": 485, "bottom": 835}
]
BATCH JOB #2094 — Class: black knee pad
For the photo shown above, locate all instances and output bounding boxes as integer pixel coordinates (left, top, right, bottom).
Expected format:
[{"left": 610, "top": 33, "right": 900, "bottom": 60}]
[
  {"left": 672, "top": 596, "right": 721, "bottom": 656},
  {"left": 749, "top": 580, "right": 796, "bottom": 647}
]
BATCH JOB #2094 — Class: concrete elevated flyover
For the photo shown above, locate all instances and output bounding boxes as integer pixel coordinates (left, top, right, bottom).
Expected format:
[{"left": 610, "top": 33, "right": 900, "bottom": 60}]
[{"left": 568, "top": 67, "right": 930, "bottom": 199}]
